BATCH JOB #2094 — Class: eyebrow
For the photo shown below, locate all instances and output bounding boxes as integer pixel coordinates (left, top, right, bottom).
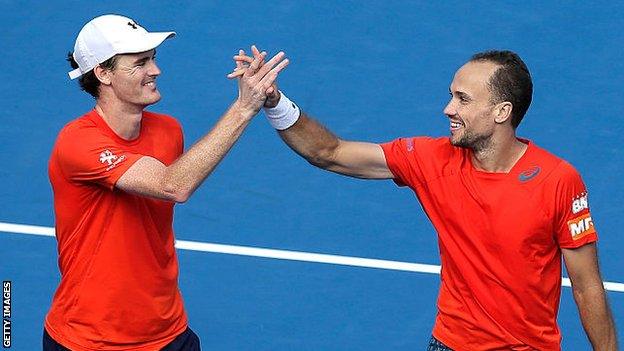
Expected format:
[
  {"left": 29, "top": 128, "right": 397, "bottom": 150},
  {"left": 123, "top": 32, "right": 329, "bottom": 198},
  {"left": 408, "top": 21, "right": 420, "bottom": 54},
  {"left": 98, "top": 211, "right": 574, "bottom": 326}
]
[
  {"left": 449, "top": 89, "right": 472, "bottom": 100},
  {"left": 132, "top": 50, "right": 157, "bottom": 64},
  {"left": 133, "top": 57, "right": 150, "bottom": 65}
]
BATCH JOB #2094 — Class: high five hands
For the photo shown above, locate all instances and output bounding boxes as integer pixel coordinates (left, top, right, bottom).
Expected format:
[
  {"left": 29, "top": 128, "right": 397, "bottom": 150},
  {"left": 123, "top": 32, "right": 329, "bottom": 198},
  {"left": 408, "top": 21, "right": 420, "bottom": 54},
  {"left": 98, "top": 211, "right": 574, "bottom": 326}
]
[{"left": 228, "top": 45, "right": 282, "bottom": 109}]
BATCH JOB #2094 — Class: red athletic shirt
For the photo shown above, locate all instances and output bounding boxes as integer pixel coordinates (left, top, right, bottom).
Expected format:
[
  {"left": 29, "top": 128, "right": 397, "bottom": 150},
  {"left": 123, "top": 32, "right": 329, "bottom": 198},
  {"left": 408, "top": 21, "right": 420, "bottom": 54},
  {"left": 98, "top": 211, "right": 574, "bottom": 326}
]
[
  {"left": 381, "top": 137, "right": 597, "bottom": 351},
  {"left": 46, "top": 110, "right": 188, "bottom": 350}
]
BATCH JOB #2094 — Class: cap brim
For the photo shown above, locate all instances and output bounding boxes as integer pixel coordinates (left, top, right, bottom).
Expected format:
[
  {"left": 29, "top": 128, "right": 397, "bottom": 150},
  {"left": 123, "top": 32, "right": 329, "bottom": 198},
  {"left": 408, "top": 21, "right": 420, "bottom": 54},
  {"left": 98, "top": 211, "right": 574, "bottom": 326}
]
[{"left": 117, "top": 31, "right": 176, "bottom": 54}]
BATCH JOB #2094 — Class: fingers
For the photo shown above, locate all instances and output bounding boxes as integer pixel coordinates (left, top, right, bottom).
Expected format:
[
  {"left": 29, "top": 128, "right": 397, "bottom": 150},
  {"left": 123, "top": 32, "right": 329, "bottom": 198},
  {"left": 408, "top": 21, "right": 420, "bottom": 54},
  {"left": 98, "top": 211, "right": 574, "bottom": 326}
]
[
  {"left": 227, "top": 49, "right": 253, "bottom": 78},
  {"left": 233, "top": 45, "right": 288, "bottom": 114},
  {"left": 258, "top": 58, "right": 289, "bottom": 89},
  {"left": 235, "top": 49, "right": 245, "bottom": 70},
  {"left": 251, "top": 45, "right": 266, "bottom": 69},
  {"left": 251, "top": 45, "right": 262, "bottom": 59},
  {"left": 233, "top": 55, "right": 254, "bottom": 64},
  {"left": 226, "top": 69, "right": 245, "bottom": 79},
  {"left": 228, "top": 46, "right": 289, "bottom": 87},
  {"left": 255, "top": 51, "right": 285, "bottom": 81},
  {"left": 227, "top": 49, "right": 255, "bottom": 79},
  {"left": 234, "top": 55, "right": 254, "bottom": 63},
  {"left": 243, "top": 50, "right": 266, "bottom": 78},
  {"left": 230, "top": 45, "right": 275, "bottom": 79},
  {"left": 250, "top": 45, "right": 266, "bottom": 70}
]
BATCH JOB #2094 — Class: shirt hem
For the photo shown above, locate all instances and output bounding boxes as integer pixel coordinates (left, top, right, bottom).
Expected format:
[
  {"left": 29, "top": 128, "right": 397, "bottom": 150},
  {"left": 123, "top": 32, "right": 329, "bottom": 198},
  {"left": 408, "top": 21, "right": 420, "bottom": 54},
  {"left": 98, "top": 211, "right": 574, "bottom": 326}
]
[
  {"left": 432, "top": 330, "right": 465, "bottom": 351},
  {"left": 45, "top": 320, "right": 188, "bottom": 351}
]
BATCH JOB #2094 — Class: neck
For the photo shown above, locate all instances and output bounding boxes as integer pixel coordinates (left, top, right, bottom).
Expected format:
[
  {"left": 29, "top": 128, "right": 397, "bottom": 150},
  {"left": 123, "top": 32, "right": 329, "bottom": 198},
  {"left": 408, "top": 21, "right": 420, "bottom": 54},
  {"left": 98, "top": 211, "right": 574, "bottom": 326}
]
[
  {"left": 470, "top": 134, "right": 528, "bottom": 173},
  {"left": 95, "top": 98, "right": 144, "bottom": 140}
]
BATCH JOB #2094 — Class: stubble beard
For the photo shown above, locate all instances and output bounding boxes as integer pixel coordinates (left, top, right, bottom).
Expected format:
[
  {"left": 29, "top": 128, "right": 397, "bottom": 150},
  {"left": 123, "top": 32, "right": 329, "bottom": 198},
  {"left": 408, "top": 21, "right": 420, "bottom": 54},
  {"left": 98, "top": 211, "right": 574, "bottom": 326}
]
[{"left": 451, "top": 128, "right": 493, "bottom": 154}]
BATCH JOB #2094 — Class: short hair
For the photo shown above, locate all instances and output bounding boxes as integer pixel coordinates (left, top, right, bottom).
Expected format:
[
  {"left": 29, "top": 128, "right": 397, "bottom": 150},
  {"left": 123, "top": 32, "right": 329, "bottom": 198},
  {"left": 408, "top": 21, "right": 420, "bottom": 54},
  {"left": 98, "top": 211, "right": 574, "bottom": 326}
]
[
  {"left": 470, "top": 50, "right": 533, "bottom": 129},
  {"left": 67, "top": 52, "right": 119, "bottom": 99}
]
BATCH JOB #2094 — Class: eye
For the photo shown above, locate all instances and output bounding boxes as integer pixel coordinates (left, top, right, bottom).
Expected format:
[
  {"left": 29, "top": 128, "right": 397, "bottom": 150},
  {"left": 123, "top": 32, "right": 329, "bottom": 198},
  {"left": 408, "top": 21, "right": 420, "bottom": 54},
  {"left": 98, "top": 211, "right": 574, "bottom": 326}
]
[{"left": 459, "top": 96, "right": 470, "bottom": 104}]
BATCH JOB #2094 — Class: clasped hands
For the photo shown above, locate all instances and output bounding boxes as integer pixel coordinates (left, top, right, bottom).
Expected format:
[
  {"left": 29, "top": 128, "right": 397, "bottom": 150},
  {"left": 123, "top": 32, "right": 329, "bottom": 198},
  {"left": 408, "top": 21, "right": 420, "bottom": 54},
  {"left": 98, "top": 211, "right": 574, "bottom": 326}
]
[{"left": 228, "top": 45, "right": 284, "bottom": 114}]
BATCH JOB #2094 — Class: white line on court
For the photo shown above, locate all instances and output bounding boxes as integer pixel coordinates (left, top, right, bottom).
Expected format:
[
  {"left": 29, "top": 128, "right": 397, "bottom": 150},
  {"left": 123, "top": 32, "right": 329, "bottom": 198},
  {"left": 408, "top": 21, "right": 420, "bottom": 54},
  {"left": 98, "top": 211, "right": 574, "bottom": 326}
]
[{"left": 2, "top": 221, "right": 623, "bottom": 293}]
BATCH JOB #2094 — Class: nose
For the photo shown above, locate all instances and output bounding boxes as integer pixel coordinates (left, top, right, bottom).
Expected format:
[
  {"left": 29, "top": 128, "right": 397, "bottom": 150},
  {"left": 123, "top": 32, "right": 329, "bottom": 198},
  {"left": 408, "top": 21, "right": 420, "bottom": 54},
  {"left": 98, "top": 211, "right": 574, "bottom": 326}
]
[
  {"left": 443, "top": 99, "right": 455, "bottom": 117},
  {"left": 147, "top": 60, "right": 161, "bottom": 77}
]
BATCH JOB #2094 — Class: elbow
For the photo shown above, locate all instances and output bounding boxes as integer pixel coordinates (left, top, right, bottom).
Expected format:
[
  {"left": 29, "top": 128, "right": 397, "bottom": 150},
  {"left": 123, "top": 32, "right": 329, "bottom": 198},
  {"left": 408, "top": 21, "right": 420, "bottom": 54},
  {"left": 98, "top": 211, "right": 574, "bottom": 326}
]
[
  {"left": 306, "top": 147, "right": 338, "bottom": 170},
  {"left": 161, "top": 182, "right": 191, "bottom": 203},
  {"left": 572, "top": 283, "right": 605, "bottom": 296},
  {"left": 307, "top": 153, "right": 334, "bottom": 169},
  {"left": 170, "top": 192, "right": 190, "bottom": 204}
]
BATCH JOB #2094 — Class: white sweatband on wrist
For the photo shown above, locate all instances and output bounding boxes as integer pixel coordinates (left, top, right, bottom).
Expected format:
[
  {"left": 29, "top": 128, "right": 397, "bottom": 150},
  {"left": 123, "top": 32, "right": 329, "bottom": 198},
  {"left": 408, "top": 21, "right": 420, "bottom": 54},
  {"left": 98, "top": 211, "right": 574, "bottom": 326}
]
[{"left": 263, "top": 91, "right": 300, "bottom": 130}]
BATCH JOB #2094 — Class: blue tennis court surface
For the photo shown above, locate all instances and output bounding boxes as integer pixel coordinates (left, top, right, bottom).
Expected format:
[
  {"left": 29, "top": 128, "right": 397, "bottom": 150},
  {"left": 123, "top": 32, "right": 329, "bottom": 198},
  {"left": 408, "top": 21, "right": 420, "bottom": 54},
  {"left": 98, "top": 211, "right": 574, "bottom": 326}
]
[{"left": 1, "top": 1, "right": 622, "bottom": 349}]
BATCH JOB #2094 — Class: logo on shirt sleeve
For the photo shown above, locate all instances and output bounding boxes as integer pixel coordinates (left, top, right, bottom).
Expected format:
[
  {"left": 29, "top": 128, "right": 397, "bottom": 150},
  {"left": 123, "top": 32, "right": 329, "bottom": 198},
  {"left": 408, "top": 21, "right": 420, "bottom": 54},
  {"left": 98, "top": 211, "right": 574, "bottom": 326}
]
[
  {"left": 567, "top": 213, "right": 595, "bottom": 240},
  {"left": 405, "top": 138, "right": 414, "bottom": 152},
  {"left": 571, "top": 192, "right": 589, "bottom": 214},
  {"left": 99, "top": 149, "right": 126, "bottom": 171}
]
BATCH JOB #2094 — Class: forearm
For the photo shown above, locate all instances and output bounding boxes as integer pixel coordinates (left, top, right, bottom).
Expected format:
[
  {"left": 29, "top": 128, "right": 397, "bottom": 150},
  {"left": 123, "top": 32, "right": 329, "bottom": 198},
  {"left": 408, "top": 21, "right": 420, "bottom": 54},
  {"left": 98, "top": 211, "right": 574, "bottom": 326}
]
[
  {"left": 274, "top": 109, "right": 392, "bottom": 179},
  {"left": 573, "top": 285, "right": 618, "bottom": 350},
  {"left": 278, "top": 111, "right": 341, "bottom": 169},
  {"left": 161, "top": 102, "right": 254, "bottom": 201},
  {"left": 118, "top": 48, "right": 288, "bottom": 202}
]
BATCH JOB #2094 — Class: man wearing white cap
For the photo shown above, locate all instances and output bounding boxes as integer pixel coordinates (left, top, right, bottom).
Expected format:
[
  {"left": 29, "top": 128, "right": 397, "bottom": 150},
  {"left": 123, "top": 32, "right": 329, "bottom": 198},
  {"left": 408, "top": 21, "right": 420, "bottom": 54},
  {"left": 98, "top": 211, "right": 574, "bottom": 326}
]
[{"left": 45, "top": 14, "right": 288, "bottom": 350}]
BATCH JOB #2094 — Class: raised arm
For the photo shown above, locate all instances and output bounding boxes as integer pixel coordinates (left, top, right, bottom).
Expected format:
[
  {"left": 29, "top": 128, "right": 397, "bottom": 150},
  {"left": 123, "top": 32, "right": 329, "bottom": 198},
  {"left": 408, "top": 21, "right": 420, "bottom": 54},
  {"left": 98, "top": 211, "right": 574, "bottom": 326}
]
[
  {"left": 228, "top": 48, "right": 393, "bottom": 180},
  {"left": 562, "top": 243, "right": 618, "bottom": 350},
  {"left": 116, "top": 49, "right": 289, "bottom": 202},
  {"left": 276, "top": 109, "right": 393, "bottom": 179}
]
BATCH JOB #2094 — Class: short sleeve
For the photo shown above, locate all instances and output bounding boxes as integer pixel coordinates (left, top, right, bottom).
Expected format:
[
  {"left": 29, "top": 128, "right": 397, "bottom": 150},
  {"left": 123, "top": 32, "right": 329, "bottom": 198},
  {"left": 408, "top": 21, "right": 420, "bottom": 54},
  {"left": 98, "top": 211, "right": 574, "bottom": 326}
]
[
  {"left": 380, "top": 137, "right": 442, "bottom": 188},
  {"left": 54, "top": 126, "right": 142, "bottom": 190},
  {"left": 553, "top": 162, "right": 598, "bottom": 248}
]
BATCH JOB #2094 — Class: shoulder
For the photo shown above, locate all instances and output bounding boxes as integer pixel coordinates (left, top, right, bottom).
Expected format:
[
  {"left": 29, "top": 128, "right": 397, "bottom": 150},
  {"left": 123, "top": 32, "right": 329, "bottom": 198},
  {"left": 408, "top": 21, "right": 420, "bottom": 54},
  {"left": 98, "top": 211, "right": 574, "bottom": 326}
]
[
  {"left": 381, "top": 136, "right": 464, "bottom": 173},
  {"left": 59, "top": 111, "right": 98, "bottom": 134},
  {"left": 384, "top": 136, "right": 455, "bottom": 156},
  {"left": 55, "top": 111, "right": 103, "bottom": 148},
  {"left": 412, "top": 136, "right": 463, "bottom": 164},
  {"left": 527, "top": 141, "right": 584, "bottom": 188},
  {"left": 381, "top": 136, "right": 461, "bottom": 178},
  {"left": 50, "top": 112, "right": 114, "bottom": 174},
  {"left": 415, "top": 136, "right": 456, "bottom": 153}
]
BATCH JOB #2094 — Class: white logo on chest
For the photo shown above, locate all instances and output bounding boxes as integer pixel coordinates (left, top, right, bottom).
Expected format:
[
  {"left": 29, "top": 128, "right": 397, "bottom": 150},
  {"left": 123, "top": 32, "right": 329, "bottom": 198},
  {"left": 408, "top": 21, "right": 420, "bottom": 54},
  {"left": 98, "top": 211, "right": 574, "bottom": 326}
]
[{"left": 99, "top": 150, "right": 118, "bottom": 165}]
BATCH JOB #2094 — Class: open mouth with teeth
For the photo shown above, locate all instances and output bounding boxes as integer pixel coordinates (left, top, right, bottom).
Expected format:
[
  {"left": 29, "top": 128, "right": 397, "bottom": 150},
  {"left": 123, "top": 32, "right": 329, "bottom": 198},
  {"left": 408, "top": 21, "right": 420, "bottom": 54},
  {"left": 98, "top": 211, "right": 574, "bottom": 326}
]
[{"left": 450, "top": 120, "right": 464, "bottom": 131}]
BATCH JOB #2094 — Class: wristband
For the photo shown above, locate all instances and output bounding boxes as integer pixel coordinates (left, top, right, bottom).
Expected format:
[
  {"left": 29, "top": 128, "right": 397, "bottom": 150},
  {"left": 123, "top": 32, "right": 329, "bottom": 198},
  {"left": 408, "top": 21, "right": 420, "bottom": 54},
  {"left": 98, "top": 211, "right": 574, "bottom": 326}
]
[{"left": 263, "top": 91, "right": 300, "bottom": 130}]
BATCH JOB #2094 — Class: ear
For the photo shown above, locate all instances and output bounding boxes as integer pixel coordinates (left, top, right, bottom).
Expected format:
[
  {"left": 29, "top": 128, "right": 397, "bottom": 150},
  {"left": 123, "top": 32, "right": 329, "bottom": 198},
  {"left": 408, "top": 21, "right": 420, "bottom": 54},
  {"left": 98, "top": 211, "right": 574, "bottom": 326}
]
[
  {"left": 93, "top": 65, "right": 112, "bottom": 86},
  {"left": 493, "top": 101, "right": 513, "bottom": 124}
]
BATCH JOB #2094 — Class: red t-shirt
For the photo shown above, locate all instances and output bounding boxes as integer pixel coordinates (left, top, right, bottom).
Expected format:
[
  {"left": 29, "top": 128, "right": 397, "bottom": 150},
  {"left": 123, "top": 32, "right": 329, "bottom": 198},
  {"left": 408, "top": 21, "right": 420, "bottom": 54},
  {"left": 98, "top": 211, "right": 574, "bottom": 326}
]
[
  {"left": 381, "top": 137, "right": 597, "bottom": 351},
  {"left": 46, "top": 110, "right": 188, "bottom": 350}
]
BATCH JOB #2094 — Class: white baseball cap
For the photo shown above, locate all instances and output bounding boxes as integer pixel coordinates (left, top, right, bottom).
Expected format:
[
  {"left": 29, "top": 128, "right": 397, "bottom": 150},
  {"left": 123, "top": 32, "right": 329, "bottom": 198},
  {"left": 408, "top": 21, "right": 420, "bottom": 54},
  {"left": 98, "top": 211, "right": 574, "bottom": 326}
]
[{"left": 68, "top": 14, "right": 175, "bottom": 79}]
